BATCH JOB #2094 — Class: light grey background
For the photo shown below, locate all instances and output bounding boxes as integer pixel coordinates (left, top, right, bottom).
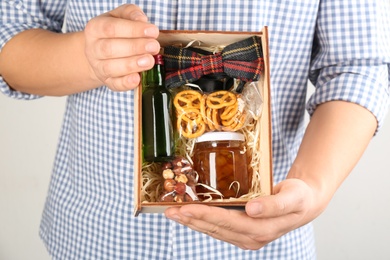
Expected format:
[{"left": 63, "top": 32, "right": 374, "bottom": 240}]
[
  {"left": 3, "top": 2, "right": 389, "bottom": 258},
  {"left": 1, "top": 85, "right": 389, "bottom": 259}
]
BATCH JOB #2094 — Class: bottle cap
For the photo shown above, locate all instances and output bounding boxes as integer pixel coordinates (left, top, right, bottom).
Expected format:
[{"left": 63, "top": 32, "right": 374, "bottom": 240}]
[{"left": 154, "top": 54, "right": 164, "bottom": 65}]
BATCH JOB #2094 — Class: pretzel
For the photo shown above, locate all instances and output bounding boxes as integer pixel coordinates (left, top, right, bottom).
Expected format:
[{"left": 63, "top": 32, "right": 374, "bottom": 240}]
[
  {"left": 177, "top": 111, "right": 206, "bottom": 138},
  {"left": 173, "top": 89, "right": 247, "bottom": 138},
  {"left": 173, "top": 90, "right": 202, "bottom": 114},
  {"left": 173, "top": 90, "right": 205, "bottom": 138},
  {"left": 222, "top": 111, "right": 247, "bottom": 131},
  {"left": 233, "top": 112, "right": 247, "bottom": 131},
  {"left": 221, "top": 96, "right": 247, "bottom": 131},
  {"left": 206, "top": 91, "right": 237, "bottom": 109},
  {"left": 200, "top": 94, "right": 208, "bottom": 123},
  {"left": 202, "top": 107, "right": 220, "bottom": 131},
  {"left": 211, "top": 108, "right": 222, "bottom": 130},
  {"left": 220, "top": 103, "right": 238, "bottom": 120},
  {"left": 200, "top": 95, "right": 215, "bottom": 131}
]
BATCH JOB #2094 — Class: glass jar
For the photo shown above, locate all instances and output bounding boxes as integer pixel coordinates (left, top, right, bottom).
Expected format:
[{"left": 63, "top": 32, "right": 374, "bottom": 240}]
[{"left": 192, "top": 131, "right": 250, "bottom": 199}]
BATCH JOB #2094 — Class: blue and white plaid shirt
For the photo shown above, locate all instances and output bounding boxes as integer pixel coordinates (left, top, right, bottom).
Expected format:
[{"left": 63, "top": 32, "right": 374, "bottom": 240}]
[{"left": 1, "top": 1, "right": 389, "bottom": 259}]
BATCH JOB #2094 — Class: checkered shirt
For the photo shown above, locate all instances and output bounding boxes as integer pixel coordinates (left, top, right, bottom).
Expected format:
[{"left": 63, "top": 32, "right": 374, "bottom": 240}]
[{"left": 1, "top": 1, "right": 389, "bottom": 259}]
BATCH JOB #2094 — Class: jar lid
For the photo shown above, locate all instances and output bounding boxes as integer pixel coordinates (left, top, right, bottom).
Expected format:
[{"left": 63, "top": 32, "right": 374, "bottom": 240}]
[{"left": 195, "top": 131, "right": 245, "bottom": 143}]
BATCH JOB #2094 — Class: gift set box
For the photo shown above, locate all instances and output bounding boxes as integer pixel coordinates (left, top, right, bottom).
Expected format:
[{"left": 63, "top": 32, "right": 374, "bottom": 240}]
[{"left": 134, "top": 27, "right": 273, "bottom": 215}]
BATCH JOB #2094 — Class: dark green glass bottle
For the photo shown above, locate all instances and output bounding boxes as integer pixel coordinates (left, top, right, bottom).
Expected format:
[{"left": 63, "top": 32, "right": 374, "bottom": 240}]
[{"left": 142, "top": 54, "right": 175, "bottom": 162}]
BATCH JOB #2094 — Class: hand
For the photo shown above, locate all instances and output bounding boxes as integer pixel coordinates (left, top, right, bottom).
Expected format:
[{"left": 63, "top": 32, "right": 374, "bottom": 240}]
[
  {"left": 165, "top": 178, "right": 321, "bottom": 250},
  {"left": 84, "top": 4, "right": 160, "bottom": 91}
]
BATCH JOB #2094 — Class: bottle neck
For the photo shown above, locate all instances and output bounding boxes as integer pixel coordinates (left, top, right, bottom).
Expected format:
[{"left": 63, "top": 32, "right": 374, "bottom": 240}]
[{"left": 144, "top": 54, "right": 165, "bottom": 88}]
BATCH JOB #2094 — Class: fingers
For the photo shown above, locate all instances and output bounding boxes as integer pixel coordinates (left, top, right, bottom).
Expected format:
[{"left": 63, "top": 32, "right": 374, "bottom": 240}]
[
  {"left": 84, "top": 4, "right": 160, "bottom": 91},
  {"left": 86, "top": 4, "right": 157, "bottom": 39},
  {"left": 91, "top": 44, "right": 157, "bottom": 89},
  {"left": 165, "top": 180, "right": 316, "bottom": 249},
  {"left": 105, "top": 72, "right": 141, "bottom": 92},
  {"left": 93, "top": 38, "right": 160, "bottom": 60},
  {"left": 165, "top": 205, "right": 265, "bottom": 250},
  {"left": 98, "top": 54, "right": 154, "bottom": 78},
  {"left": 96, "top": 54, "right": 153, "bottom": 90},
  {"left": 246, "top": 179, "right": 311, "bottom": 218},
  {"left": 85, "top": 16, "right": 159, "bottom": 39}
]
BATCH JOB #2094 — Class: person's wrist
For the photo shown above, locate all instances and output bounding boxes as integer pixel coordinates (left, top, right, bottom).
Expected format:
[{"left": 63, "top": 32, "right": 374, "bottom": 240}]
[
  {"left": 86, "top": 60, "right": 104, "bottom": 88},
  {"left": 287, "top": 164, "right": 332, "bottom": 218},
  {"left": 73, "top": 31, "right": 105, "bottom": 89}
]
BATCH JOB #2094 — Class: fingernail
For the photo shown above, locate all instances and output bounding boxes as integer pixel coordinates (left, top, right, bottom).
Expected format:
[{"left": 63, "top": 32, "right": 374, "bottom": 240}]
[
  {"left": 130, "top": 11, "right": 147, "bottom": 21},
  {"left": 247, "top": 202, "right": 262, "bottom": 216},
  {"left": 137, "top": 56, "right": 152, "bottom": 67},
  {"left": 144, "top": 26, "right": 159, "bottom": 37},
  {"left": 145, "top": 41, "right": 160, "bottom": 53}
]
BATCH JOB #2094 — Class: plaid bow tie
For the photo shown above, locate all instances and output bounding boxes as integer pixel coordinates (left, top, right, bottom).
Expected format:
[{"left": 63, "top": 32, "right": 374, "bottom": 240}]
[{"left": 163, "top": 36, "right": 264, "bottom": 88}]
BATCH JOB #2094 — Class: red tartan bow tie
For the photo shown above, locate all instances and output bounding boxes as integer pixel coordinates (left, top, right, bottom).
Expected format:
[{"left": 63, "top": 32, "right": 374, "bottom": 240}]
[{"left": 163, "top": 36, "right": 264, "bottom": 88}]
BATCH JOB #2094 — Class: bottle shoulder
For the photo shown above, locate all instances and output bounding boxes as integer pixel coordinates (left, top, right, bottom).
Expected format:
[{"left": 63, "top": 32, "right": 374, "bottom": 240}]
[{"left": 143, "top": 85, "right": 171, "bottom": 94}]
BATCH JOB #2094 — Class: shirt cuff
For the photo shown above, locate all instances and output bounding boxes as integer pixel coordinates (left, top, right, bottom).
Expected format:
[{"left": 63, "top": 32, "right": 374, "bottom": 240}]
[{"left": 307, "top": 62, "right": 390, "bottom": 133}]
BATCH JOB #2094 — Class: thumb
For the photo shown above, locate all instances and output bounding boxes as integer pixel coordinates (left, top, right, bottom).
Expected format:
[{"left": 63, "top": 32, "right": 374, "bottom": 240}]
[{"left": 245, "top": 179, "right": 309, "bottom": 218}]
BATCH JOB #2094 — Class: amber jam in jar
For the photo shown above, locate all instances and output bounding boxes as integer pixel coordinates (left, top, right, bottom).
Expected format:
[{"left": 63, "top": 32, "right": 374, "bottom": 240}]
[{"left": 192, "top": 132, "right": 250, "bottom": 199}]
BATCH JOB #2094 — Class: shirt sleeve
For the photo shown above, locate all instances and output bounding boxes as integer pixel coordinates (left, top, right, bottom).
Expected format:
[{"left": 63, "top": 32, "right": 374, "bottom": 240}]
[
  {"left": 0, "top": 0, "right": 67, "bottom": 99},
  {"left": 308, "top": 0, "right": 390, "bottom": 132}
]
